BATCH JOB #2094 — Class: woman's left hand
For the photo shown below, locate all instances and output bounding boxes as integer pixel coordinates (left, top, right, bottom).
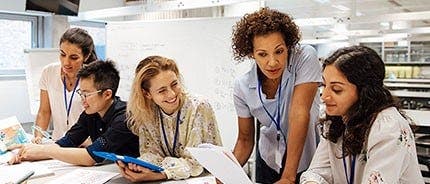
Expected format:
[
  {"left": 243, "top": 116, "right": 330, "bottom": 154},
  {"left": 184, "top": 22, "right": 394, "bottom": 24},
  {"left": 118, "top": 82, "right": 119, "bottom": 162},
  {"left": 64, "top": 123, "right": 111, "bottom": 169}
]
[{"left": 116, "top": 160, "right": 167, "bottom": 182}]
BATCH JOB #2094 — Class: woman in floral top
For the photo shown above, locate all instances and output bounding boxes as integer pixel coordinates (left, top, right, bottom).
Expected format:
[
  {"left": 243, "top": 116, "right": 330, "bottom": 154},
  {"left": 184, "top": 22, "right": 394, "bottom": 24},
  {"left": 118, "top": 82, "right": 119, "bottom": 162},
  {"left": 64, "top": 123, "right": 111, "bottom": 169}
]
[
  {"left": 116, "top": 55, "right": 222, "bottom": 182},
  {"left": 300, "top": 46, "right": 423, "bottom": 184}
]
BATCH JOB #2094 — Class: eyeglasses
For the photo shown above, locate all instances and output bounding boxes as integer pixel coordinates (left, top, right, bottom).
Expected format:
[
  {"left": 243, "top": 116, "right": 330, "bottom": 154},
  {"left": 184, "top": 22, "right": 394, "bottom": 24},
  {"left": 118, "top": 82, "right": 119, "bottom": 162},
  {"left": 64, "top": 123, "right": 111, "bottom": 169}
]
[{"left": 76, "top": 89, "right": 102, "bottom": 99}]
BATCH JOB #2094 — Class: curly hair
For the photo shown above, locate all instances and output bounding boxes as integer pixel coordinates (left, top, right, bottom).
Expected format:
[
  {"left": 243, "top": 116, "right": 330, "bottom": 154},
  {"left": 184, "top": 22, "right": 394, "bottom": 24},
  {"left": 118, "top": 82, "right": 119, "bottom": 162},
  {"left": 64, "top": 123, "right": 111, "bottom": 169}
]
[
  {"left": 231, "top": 7, "right": 301, "bottom": 62},
  {"left": 319, "top": 46, "right": 399, "bottom": 157}
]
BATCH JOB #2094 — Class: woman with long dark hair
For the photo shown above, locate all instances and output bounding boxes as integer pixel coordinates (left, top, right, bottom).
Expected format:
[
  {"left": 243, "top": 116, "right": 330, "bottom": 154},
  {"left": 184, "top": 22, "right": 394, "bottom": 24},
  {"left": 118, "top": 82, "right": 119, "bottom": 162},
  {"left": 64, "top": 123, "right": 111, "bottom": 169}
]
[{"left": 300, "top": 46, "right": 423, "bottom": 184}]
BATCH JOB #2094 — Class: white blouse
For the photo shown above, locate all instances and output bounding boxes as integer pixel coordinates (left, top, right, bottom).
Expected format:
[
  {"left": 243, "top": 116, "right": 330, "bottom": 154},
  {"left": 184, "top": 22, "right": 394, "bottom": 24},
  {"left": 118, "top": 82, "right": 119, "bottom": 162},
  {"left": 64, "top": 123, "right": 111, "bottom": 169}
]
[{"left": 300, "top": 107, "right": 424, "bottom": 184}]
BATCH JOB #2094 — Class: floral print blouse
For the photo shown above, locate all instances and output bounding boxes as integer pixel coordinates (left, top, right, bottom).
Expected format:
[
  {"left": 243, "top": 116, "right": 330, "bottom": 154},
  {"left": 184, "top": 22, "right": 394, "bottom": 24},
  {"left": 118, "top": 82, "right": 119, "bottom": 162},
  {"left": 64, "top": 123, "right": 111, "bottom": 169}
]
[
  {"left": 133, "top": 94, "right": 222, "bottom": 180},
  {"left": 300, "top": 107, "right": 424, "bottom": 184}
]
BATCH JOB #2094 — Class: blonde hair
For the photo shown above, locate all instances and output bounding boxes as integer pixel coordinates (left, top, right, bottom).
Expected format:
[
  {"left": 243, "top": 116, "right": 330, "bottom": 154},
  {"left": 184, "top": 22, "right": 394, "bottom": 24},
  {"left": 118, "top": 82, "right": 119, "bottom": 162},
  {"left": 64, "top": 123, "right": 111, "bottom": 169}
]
[{"left": 127, "top": 55, "right": 181, "bottom": 133}]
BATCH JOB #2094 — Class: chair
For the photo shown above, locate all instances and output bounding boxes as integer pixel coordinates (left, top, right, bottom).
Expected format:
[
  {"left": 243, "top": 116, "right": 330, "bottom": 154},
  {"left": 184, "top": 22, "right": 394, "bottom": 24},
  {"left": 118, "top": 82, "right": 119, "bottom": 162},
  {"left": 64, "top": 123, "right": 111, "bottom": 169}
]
[{"left": 415, "top": 132, "right": 430, "bottom": 183}]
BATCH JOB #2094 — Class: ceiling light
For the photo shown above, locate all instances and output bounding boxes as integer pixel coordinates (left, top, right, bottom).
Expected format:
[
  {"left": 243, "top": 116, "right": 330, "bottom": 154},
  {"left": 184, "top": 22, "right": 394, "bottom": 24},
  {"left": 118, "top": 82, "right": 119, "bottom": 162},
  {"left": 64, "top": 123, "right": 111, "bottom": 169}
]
[
  {"left": 295, "top": 17, "right": 336, "bottom": 26},
  {"left": 313, "top": 0, "right": 330, "bottom": 4},
  {"left": 331, "top": 23, "right": 347, "bottom": 33},
  {"left": 331, "top": 5, "right": 350, "bottom": 11},
  {"left": 380, "top": 22, "right": 390, "bottom": 27}
]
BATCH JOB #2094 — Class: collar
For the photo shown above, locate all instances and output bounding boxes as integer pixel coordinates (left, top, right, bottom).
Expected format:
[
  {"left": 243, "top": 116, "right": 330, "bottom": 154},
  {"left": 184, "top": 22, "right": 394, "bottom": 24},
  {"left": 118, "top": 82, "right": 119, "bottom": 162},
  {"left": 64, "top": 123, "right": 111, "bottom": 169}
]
[{"left": 101, "top": 96, "right": 124, "bottom": 123}]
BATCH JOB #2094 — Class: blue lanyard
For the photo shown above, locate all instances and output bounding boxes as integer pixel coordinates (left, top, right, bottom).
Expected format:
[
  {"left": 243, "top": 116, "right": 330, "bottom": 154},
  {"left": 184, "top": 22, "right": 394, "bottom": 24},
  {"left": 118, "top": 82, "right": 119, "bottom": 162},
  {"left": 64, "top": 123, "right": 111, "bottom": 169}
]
[
  {"left": 159, "top": 108, "right": 181, "bottom": 157},
  {"left": 63, "top": 77, "right": 79, "bottom": 125},
  {"left": 342, "top": 146, "right": 356, "bottom": 184},
  {"left": 257, "top": 78, "right": 285, "bottom": 139}
]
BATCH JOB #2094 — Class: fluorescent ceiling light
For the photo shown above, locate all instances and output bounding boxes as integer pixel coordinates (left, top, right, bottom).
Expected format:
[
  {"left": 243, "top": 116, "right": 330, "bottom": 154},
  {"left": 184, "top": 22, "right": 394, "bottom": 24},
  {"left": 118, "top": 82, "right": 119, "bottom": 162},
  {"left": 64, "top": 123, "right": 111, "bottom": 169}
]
[
  {"left": 380, "top": 22, "right": 390, "bottom": 27},
  {"left": 331, "top": 23, "right": 347, "bottom": 33},
  {"left": 313, "top": 0, "right": 330, "bottom": 4},
  {"left": 331, "top": 35, "right": 348, "bottom": 41},
  {"left": 332, "top": 5, "right": 350, "bottom": 11},
  {"left": 392, "top": 21, "right": 410, "bottom": 30},
  {"left": 294, "top": 17, "right": 336, "bottom": 26},
  {"left": 356, "top": 37, "right": 384, "bottom": 43},
  {"left": 356, "top": 11, "right": 364, "bottom": 16}
]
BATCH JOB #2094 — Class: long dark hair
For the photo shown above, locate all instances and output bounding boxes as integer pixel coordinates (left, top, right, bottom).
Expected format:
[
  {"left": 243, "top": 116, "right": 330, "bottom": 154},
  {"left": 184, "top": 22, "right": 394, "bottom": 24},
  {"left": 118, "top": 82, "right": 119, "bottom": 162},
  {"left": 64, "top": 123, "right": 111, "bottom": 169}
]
[
  {"left": 320, "top": 46, "right": 398, "bottom": 157},
  {"left": 60, "top": 28, "right": 97, "bottom": 64}
]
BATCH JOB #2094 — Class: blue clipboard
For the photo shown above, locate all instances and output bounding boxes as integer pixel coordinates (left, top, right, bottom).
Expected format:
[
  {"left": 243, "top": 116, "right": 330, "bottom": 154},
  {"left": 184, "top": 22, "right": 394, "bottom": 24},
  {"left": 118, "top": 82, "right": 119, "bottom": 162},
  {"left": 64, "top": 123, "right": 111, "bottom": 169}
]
[{"left": 93, "top": 151, "right": 164, "bottom": 172}]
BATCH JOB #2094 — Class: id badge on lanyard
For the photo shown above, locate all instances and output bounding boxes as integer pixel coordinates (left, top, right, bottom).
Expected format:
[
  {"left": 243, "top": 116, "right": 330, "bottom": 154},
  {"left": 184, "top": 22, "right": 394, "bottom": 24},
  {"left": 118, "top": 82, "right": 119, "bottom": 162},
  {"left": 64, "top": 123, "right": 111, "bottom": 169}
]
[{"left": 257, "top": 78, "right": 286, "bottom": 168}]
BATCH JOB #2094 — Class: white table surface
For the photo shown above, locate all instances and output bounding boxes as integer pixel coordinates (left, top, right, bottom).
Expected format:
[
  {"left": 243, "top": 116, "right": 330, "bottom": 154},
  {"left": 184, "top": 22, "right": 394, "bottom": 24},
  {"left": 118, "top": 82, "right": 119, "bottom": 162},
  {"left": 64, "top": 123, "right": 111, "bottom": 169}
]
[{"left": 27, "top": 160, "right": 212, "bottom": 184}]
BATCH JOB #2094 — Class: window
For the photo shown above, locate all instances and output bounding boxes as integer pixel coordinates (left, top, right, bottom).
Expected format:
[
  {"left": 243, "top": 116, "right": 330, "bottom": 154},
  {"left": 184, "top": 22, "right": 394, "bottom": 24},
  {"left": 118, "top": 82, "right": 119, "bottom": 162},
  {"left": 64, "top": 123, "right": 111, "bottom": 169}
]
[
  {"left": 70, "top": 22, "right": 106, "bottom": 60},
  {"left": 0, "top": 13, "right": 38, "bottom": 77}
]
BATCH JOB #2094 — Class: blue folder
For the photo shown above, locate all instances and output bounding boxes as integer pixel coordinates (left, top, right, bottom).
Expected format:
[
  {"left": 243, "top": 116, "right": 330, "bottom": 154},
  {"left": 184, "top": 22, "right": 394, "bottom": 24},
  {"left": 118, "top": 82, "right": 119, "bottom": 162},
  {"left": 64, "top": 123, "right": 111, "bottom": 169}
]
[{"left": 93, "top": 151, "right": 164, "bottom": 172}]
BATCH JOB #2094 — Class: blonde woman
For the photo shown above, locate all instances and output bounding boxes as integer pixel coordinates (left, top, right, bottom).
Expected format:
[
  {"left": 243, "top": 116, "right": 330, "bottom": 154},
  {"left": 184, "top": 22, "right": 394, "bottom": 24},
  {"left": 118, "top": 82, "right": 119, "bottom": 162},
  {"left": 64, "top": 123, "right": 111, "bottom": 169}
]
[{"left": 117, "top": 55, "right": 222, "bottom": 182}]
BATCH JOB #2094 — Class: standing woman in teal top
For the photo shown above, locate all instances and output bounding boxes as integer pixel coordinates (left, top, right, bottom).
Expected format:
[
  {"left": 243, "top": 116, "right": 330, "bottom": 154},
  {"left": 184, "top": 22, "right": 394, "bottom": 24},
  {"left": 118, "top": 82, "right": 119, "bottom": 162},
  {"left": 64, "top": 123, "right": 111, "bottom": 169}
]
[{"left": 231, "top": 8, "right": 322, "bottom": 184}]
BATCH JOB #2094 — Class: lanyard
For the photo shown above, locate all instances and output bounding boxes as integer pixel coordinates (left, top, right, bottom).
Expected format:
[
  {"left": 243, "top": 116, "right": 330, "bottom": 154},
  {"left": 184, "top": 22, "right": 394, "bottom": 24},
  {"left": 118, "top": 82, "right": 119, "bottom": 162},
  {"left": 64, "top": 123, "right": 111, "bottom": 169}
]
[
  {"left": 63, "top": 77, "right": 79, "bottom": 125},
  {"left": 159, "top": 108, "right": 181, "bottom": 157},
  {"left": 257, "top": 78, "right": 285, "bottom": 139},
  {"left": 342, "top": 147, "right": 357, "bottom": 184}
]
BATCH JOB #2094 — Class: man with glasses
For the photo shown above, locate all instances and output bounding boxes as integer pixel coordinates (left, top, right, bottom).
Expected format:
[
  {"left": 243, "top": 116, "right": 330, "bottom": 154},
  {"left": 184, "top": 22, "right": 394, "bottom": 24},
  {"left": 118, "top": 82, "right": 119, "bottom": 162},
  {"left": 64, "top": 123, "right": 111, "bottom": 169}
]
[{"left": 9, "top": 60, "right": 139, "bottom": 166}]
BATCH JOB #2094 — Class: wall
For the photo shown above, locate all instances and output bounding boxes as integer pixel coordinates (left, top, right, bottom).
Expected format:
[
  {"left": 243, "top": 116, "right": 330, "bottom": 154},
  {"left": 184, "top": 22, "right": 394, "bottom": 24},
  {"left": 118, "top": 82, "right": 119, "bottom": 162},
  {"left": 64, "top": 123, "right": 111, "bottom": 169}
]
[
  {"left": 0, "top": 80, "right": 34, "bottom": 123},
  {"left": 0, "top": 0, "right": 25, "bottom": 12},
  {"left": 316, "top": 42, "right": 351, "bottom": 59}
]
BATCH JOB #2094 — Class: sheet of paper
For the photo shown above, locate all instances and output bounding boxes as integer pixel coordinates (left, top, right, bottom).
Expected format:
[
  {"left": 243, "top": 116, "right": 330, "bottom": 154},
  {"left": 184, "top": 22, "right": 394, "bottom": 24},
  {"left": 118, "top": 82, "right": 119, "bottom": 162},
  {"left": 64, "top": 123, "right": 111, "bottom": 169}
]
[
  {"left": 36, "top": 159, "right": 78, "bottom": 171},
  {"left": 47, "top": 169, "right": 118, "bottom": 184},
  {"left": 0, "top": 166, "right": 34, "bottom": 184},
  {"left": 0, "top": 161, "right": 54, "bottom": 179},
  {"left": 186, "top": 175, "right": 216, "bottom": 184},
  {"left": 186, "top": 144, "right": 252, "bottom": 184}
]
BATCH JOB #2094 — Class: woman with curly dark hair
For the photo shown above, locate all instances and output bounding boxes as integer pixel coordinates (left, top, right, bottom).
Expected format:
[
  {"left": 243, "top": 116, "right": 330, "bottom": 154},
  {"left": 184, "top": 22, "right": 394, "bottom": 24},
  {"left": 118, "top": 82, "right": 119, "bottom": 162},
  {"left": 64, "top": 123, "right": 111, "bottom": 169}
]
[
  {"left": 231, "top": 8, "right": 322, "bottom": 184},
  {"left": 300, "top": 46, "right": 423, "bottom": 184}
]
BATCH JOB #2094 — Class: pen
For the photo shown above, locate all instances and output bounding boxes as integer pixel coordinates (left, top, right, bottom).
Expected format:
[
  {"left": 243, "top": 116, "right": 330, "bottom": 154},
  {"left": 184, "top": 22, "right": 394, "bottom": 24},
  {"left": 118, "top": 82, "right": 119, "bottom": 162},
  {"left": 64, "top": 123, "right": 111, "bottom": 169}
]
[
  {"left": 31, "top": 125, "right": 52, "bottom": 139},
  {"left": 15, "top": 170, "right": 34, "bottom": 184}
]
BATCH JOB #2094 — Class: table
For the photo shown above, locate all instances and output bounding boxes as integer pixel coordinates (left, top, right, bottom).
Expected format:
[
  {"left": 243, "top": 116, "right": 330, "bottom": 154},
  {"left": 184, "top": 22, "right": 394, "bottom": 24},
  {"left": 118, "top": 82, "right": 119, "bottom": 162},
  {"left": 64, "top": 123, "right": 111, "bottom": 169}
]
[{"left": 27, "top": 160, "right": 212, "bottom": 184}]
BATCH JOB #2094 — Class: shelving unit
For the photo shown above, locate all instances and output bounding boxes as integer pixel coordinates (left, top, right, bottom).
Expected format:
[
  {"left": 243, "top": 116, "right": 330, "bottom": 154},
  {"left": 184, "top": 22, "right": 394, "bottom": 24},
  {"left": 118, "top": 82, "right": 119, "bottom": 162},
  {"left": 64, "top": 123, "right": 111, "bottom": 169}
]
[
  {"left": 360, "top": 41, "right": 430, "bottom": 65},
  {"left": 361, "top": 41, "right": 430, "bottom": 80},
  {"left": 411, "top": 41, "right": 430, "bottom": 63},
  {"left": 359, "top": 42, "right": 382, "bottom": 58}
]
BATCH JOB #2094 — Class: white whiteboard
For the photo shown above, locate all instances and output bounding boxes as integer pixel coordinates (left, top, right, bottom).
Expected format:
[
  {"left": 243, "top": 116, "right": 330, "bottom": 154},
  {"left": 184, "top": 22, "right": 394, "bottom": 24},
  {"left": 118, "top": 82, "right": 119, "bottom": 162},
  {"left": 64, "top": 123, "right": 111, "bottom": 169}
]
[
  {"left": 106, "top": 18, "right": 252, "bottom": 148},
  {"left": 24, "top": 48, "right": 59, "bottom": 115}
]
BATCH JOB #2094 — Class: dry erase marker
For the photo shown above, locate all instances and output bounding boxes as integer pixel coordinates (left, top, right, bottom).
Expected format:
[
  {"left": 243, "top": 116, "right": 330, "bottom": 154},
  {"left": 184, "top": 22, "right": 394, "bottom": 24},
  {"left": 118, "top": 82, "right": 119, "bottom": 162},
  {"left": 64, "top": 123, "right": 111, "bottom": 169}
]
[{"left": 31, "top": 125, "right": 52, "bottom": 139}]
